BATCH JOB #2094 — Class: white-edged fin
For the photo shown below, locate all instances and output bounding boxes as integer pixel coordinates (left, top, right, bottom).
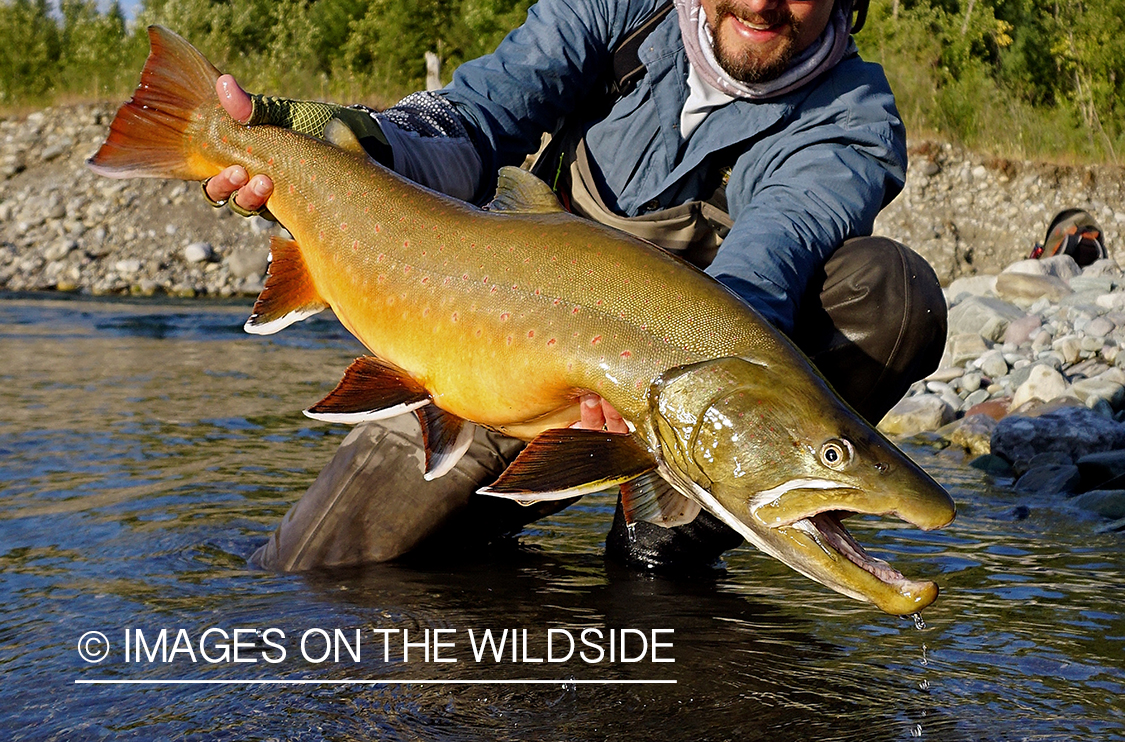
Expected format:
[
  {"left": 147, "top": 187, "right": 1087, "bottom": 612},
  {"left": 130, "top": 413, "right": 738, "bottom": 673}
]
[
  {"left": 620, "top": 471, "right": 701, "bottom": 528},
  {"left": 244, "top": 306, "right": 325, "bottom": 335},
  {"left": 244, "top": 235, "right": 328, "bottom": 335},
  {"left": 415, "top": 406, "right": 477, "bottom": 481},
  {"left": 305, "top": 398, "right": 429, "bottom": 424},
  {"left": 305, "top": 355, "right": 431, "bottom": 424},
  {"left": 478, "top": 428, "right": 655, "bottom": 504}
]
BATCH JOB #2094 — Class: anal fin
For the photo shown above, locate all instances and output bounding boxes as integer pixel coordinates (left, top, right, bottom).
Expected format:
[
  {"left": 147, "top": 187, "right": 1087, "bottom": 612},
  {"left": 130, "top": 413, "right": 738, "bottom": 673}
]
[
  {"left": 478, "top": 428, "right": 655, "bottom": 505},
  {"left": 620, "top": 471, "right": 701, "bottom": 528},
  {"left": 244, "top": 235, "right": 328, "bottom": 335},
  {"left": 305, "top": 356, "right": 430, "bottom": 423},
  {"left": 415, "top": 406, "right": 476, "bottom": 481}
]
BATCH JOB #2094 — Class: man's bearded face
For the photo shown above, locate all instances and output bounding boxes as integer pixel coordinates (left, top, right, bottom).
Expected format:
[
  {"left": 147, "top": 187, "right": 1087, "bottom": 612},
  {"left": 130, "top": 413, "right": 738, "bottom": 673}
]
[{"left": 703, "top": 0, "right": 835, "bottom": 84}]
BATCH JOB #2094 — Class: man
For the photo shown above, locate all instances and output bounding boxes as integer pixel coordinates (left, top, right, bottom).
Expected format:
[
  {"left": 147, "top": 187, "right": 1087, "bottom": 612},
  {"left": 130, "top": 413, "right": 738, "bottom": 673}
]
[{"left": 205, "top": 0, "right": 947, "bottom": 571}]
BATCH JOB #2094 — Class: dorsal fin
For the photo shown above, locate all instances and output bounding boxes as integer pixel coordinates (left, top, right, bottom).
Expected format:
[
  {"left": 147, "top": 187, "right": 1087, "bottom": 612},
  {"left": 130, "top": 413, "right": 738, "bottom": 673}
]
[
  {"left": 477, "top": 428, "right": 655, "bottom": 505},
  {"left": 304, "top": 356, "right": 430, "bottom": 423},
  {"left": 486, "top": 166, "right": 565, "bottom": 214},
  {"left": 244, "top": 235, "right": 327, "bottom": 335},
  {"left": 324, "top": 118, "right": 367, "bottom": 155}
]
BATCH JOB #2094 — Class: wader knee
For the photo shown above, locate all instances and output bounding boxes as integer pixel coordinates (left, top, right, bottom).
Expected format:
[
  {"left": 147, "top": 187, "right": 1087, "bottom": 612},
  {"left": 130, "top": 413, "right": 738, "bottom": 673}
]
[
  {"left": 793, "top": 237, "right": 947, "bottom": 423},
  {"left": 252, "top": 418, "right": 561, "bottom": 572}
]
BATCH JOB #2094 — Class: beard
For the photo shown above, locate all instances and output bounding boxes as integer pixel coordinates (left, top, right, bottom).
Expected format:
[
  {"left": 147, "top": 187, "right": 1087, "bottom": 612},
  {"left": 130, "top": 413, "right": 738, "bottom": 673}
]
[{"left": 708, "top": 0, "right": 803, "bottom": 84}]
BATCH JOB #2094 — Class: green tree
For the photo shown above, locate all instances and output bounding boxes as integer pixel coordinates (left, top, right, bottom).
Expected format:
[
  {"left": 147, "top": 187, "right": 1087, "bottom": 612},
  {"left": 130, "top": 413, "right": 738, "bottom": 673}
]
[{"left": 0, "top": 0, "right": 60, "bottom": 103}]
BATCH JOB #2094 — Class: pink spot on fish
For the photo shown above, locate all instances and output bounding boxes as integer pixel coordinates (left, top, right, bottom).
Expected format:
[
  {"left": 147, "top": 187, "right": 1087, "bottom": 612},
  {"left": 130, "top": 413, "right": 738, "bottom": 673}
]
[
  {"left": 500, "top": 313, "right": 511, "bottom": 322},
  {"left": 591, "top": 336, "right": 602, "bottom": 346},
  {"left": 547, "top": 338, "right": 556, "bottom": 347},
  {"left": 620, "top": 350, "right": 632, "bottom": 358}
]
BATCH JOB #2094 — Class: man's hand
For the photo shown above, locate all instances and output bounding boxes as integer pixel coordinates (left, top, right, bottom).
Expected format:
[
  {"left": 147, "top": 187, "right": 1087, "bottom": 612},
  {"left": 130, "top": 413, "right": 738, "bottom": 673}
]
[
  {"left": 577, "top": 393, "right": 629, "bottom": 434},
  {"left": 204, "top": 74, "right": 274, "bottom": 213}
]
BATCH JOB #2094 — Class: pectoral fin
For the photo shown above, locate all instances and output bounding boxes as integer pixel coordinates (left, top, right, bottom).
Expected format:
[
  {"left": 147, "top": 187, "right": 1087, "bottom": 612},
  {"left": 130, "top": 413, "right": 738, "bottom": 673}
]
[
  {"left": 478, "top": 429, "right": 655, "bottom": 505},
  {"left": 244, "top": 236, "right": 328, "bottom": 335},
  {"left": 620, "top": 471, "right": 701, "bottom": 528},
  {"left": 305, "top": 356, "right": 430, "bottom": 423},
  {"left": 414, "top": 405, "right": 476, "bottom": 481}
]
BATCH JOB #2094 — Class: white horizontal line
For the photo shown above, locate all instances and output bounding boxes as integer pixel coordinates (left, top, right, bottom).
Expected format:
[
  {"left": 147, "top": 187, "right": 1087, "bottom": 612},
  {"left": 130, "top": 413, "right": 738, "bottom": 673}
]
[{"left": 75, "top": 678, "right": 676, "bottom": 685}]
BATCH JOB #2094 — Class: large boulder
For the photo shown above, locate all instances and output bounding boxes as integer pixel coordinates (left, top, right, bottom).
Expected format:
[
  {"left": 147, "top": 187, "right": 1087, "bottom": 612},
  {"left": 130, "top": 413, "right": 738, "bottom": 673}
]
[
  {"left": 947, "top": 296, "right": 1026, "bottom": 342},
  {"left": 991, "top": 405, "right": 1125, "bottom": 470},
  {"left": 878, "top": 394, "right": 955, "bottom": 436}
]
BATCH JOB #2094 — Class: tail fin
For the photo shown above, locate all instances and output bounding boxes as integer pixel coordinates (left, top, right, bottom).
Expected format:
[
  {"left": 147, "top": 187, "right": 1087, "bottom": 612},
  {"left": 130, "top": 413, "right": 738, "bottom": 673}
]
[{"left": 87, "top": 26, "right": 221, "bottom": 181}]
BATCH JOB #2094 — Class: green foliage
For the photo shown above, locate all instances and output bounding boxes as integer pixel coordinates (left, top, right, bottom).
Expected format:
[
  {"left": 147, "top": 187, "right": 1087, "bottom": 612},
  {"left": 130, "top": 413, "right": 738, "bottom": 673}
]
[
  {"left": 859, "top": 0, "right": 1125, "bottom": 162},
  {"left": 1, "top": 0, "right": 1122, "bottom": 162}
]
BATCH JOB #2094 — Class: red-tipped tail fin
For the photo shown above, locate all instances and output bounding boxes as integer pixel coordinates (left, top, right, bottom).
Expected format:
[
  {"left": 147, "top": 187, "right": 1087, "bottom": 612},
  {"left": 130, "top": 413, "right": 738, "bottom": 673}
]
[{"left": 87, "top": 26, "right": 221, "bottom": 181}]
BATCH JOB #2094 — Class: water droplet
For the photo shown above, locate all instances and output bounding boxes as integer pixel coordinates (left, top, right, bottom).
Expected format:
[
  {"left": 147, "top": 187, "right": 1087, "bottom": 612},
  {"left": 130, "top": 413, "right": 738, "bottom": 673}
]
[
  {"left": 920, "top": 642, "right": 929, "bottom": 666},
  {"left": 910, "top": 723, "right": 924, "bottom": 737},
  {"left": 626, "top": 523, "right": 636, "bottom": 542},
  {"left": 912, "top": 613, "right": 926, "bottom": 631},
  {"left": 918, "top": 678, "right": 930, "bottom": 691}
]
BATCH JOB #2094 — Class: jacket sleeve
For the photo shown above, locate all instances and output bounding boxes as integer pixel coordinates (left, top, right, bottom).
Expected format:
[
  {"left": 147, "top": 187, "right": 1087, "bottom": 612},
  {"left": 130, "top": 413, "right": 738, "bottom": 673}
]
[
  {"left": 380, "top": 0, "right": 661, "bottom": 204},
  {"left": 706, "top": 61, "right": 907, "bottom": 334}
]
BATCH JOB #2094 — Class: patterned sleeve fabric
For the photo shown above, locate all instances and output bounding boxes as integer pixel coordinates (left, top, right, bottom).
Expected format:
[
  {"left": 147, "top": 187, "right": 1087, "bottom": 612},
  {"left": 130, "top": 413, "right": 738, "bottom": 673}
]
[{"left": 374, "top": 92, "right": 485, "bottom": 203}]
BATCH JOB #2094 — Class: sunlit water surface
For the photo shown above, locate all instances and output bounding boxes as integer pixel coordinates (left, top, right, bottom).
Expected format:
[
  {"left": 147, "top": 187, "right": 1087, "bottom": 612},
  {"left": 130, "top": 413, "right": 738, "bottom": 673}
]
[{"left": 1, "top": 295, "right": 1122, "bottom": 741}]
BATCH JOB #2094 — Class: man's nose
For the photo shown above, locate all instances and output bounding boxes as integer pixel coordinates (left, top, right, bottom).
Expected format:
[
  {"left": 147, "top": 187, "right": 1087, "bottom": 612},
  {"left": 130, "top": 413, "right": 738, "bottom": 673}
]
[{"left": 741, "top": 0, "right": 782, "bottom": 13}]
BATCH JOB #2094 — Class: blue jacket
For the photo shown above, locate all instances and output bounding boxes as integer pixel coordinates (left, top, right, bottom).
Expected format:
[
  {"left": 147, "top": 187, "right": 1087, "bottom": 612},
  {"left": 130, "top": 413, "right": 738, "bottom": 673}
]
[{"left": 418, "top": 0, "right": 907, "bottom": 333}]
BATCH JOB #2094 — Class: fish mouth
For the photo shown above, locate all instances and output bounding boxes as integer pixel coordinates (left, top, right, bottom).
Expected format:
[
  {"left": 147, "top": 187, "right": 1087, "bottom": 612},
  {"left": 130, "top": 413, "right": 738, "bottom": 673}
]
[
  {"left": 733, "top": 476, "right": 948, "bottom": 612},
  {"left": 773, "top": 504, "right": 939, "bottom": 614},
  {"left": 793, "top": 511, "right": 926, "bottom": 593}
]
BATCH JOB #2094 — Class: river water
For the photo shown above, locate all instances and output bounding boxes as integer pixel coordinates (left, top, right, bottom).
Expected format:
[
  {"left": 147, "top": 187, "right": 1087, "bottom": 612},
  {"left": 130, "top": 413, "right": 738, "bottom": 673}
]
[{"left": 1, "top": 294, "right": 1122, "bottom": 741}]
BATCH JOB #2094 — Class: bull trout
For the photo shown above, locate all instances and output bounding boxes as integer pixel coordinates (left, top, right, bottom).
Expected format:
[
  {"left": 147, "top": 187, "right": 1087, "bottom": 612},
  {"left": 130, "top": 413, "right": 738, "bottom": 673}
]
[{"left": 89, "top": 27, "right": 956, "bottom": 615}]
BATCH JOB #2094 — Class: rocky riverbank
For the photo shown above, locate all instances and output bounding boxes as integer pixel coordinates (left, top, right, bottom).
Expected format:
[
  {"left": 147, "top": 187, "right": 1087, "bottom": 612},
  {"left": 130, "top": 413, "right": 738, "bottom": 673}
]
[
  {"left": 880, "top": 252, "right": 1125, "bottom": 531},
  {"left": 3, "top": 104, "right": 1124, "bottom": 298},
  {"left": 0, "top": 104, "right": 272, "bottom": 298},
  {"left": 3, "top": 104, "right": 1125, "bottom": 529}
]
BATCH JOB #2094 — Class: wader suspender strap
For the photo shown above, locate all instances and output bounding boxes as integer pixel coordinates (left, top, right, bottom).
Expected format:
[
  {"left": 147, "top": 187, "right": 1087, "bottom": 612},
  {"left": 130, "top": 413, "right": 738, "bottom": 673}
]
[{"left": 610, "top": 1, "right": 675, "bottom": 98}]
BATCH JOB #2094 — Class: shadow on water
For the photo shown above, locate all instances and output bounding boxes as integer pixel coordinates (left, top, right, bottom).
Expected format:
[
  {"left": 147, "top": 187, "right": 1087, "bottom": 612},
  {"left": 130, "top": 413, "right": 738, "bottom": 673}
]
[{"left": 1, "top": 294, "right": 1123, "bottom": 741}]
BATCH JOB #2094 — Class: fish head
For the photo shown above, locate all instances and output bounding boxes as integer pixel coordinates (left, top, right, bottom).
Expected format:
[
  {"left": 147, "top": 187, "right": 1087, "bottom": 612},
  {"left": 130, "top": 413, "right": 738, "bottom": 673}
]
[{"left": 647, "top": 356, "right": 956, "bottom": 615}]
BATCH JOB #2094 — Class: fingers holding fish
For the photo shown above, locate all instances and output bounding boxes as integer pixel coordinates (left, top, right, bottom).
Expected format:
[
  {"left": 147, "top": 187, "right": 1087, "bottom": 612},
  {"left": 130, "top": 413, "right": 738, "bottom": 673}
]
[
  {"left": 578, "top": 394, "right": 629, "bottom": 434},
  {"left": 204, "top": 167, "right": 273, "bottom": 213},
  {"left": 204, "top": 76, "right": 270, "bottom": 213},
  {"left": 216, "top": 74, "right": 253, "bottom": 122}
]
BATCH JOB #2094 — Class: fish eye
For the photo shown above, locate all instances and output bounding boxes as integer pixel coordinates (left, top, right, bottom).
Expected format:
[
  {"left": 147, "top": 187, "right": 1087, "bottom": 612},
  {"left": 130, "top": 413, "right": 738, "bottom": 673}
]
[{"left": 819, "top": 439, "right": 853, "bottom": 470}]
